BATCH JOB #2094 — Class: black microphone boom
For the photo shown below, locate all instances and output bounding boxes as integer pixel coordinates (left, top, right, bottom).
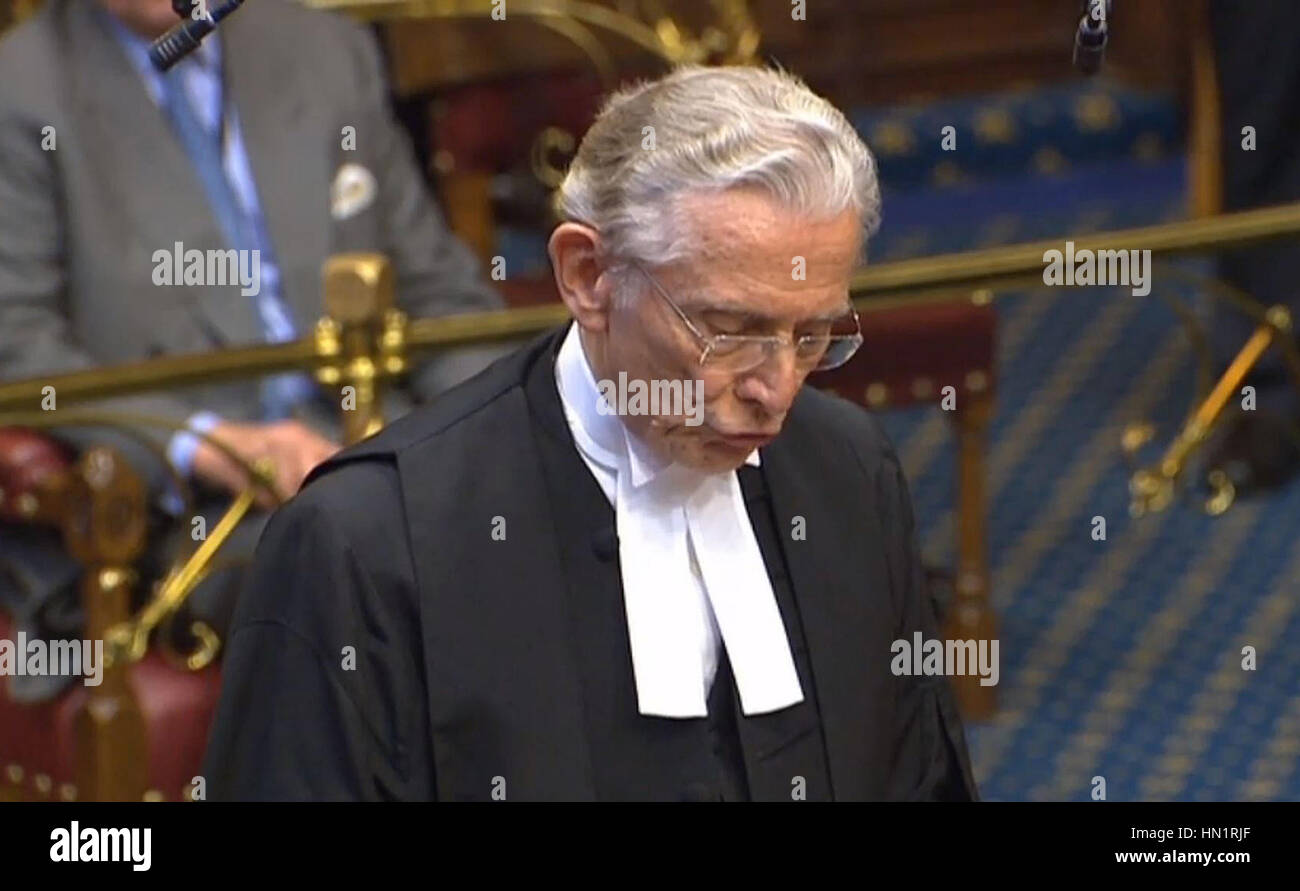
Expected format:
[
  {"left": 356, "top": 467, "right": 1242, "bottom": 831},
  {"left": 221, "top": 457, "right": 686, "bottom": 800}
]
[{"left": 149, "top": 0, "right": 246, "bottom": 72}]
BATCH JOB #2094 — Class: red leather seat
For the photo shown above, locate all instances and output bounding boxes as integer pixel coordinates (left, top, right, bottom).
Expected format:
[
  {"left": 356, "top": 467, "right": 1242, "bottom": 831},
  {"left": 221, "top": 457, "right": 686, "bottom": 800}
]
[
  {"left": 0, "top": 612, "right": 222, "bottom": 802},
  {"left": 0, "top": 426, "right": 71, "bottom": 524},
  {"left": 817, "top": 297, "right": 997, "bottom": 410},
  {"left": 0, "top": 427, "right": 223, "bottom": 801}
]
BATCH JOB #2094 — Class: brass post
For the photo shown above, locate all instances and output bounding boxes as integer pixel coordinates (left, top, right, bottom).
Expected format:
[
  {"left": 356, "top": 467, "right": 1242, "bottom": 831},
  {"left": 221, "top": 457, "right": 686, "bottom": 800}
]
[
  {"left": 946, "top": 389, "right": 998, "bottom": 720},
  {"left": 316, "top": 254, "right": 403, "bottom": 446},
  {"left": 63, "top": 447, "right": 150, "bottom": 801},
  {"left": 104, "top": 458, "right": 274, "bottom": 671}
]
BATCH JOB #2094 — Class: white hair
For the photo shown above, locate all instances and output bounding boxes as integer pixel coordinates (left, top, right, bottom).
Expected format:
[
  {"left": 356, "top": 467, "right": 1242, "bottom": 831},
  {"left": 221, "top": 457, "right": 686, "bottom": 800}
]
[{"left": 555, "top": 64, "right": 882, "bottom": 281}]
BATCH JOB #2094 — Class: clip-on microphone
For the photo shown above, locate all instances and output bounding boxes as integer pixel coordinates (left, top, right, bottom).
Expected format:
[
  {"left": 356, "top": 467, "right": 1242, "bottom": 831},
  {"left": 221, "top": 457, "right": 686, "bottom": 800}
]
[{"left": 149, "top": 0, "right": 246, "bottom": 72}]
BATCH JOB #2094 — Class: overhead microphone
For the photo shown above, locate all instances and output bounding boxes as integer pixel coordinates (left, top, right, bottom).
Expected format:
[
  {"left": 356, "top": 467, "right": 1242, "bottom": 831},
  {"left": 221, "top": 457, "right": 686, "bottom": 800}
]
[
  {"left": 149, "top": 0, "right": 247, "bottom": 72},
  {"left": 1073, "top": 0, "right": 1113, "bottom": 76}
]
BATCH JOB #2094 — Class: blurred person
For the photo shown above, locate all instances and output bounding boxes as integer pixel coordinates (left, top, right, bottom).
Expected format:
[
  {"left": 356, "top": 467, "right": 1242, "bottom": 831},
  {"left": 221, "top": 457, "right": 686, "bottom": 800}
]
[
  {"left": 0, "top": 0, "right": 508, "bottom": 700},
  {"left": 1203, "top": 0, "right": 1300, "bottom": 495},
  {"left": 204, "top": 65, "right": 979, "bottom": 801}
]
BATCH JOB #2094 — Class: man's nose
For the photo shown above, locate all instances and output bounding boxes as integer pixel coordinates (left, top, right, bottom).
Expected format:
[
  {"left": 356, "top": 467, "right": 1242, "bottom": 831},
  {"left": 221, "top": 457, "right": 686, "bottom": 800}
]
[{"left": 735, "top": 347, "right": 804, "bottom": 414}]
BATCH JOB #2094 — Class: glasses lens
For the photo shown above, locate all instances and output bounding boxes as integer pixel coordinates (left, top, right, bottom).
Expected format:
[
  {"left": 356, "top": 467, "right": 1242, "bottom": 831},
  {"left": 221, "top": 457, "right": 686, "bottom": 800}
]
[
  {"left": 703, "top": 333, "right": 863, "bottom": 373},
  {"left": 708, "top": 337, "right": 768, "bottom": 372},
  {"left": 813, "top": 335, "right": 863, "bottom": 371}
]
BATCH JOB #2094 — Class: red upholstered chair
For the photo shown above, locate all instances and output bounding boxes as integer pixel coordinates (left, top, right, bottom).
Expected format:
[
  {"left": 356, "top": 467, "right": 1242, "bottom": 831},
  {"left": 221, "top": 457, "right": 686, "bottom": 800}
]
[
  {"left": 0, "top": 427, "right": 223, "bottom": 801},
  {"left": 0, "top": 425, "right": 70, "bottom": 524},
  {"left": 0, "top": 613, "right": 221, "bottom": 802}
]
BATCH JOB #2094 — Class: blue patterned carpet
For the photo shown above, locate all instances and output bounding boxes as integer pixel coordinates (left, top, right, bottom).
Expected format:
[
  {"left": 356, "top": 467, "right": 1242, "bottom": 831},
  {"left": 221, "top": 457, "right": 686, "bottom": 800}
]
[
  {"left": 872, "top": 182, "right": 1299, "bottom": 804},
  {"left": 845, "top": 79, "right": 1299, "bottom": 802},
  {"left": 880, "top": 275, "right": 1300, "bottom": 802}
]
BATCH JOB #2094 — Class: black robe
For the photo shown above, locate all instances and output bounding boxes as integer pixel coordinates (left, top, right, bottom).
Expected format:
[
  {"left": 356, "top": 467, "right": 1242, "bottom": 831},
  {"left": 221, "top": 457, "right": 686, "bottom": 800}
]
[{"left": 202, "top": 325, "right": 979, "bottom": 801}]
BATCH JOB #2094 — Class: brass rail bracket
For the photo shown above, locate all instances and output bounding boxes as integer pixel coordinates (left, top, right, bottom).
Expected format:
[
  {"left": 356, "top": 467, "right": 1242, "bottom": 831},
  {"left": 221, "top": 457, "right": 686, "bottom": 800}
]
[{"left": 1128, "top": 305, "right": 1293, "bottom": 517}]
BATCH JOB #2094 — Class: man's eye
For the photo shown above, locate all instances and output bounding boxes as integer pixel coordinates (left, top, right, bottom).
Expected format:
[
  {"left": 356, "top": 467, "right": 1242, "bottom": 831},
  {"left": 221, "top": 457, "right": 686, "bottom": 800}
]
[{"left": 701, "top": 313, "right": 749, "bottom": 335}]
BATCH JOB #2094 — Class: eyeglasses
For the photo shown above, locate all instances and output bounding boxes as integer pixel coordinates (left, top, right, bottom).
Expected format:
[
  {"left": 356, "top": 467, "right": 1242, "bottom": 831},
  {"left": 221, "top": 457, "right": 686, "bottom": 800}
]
[{"left": 631, "top": 262, "right": 864, "bottom": 374}]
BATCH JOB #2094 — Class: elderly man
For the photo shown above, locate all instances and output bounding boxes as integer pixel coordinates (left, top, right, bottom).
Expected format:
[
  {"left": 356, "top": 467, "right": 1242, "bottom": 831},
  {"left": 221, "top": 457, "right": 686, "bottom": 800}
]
[
  {"left": 204, "top": 65, "right": 979, "bottom": 801},
  {"left": 0, "top": 0, "right": 505, "bottom": 698}
]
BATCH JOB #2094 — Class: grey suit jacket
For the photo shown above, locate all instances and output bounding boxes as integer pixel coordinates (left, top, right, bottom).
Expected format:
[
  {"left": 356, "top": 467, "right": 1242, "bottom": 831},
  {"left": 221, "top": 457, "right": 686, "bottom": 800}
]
[{"left": 0, "top": 0, "right": 510, "bottom": 494}]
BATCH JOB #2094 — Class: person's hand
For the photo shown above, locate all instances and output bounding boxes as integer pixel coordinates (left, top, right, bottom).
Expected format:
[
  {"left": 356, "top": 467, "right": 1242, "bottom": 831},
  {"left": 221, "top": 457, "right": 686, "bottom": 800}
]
[{"left": 191, "top": 420, "right": 341, "bottom": 509}]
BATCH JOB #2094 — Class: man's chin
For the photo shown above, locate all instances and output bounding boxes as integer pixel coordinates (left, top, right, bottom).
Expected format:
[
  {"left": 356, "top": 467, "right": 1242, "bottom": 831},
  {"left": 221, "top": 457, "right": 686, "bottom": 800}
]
[
  {"left": 653, "top": 424, "right": 770, "bottom": 473},
  {"left": 677, "top": 439, "right": 758, "bottom": 473}
]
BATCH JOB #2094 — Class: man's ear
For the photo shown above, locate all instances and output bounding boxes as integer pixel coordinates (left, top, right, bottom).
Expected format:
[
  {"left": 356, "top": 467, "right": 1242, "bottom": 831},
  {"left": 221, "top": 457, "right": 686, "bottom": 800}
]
[{"left": 548, "top": 222, "right": 615, "bottom": 333}]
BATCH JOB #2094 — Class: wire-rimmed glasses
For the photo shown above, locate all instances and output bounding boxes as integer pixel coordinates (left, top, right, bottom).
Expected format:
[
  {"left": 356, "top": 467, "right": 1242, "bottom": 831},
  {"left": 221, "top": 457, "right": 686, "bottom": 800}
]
[{"left": 632, "top": 262, "right": 863, "bottom": 374}]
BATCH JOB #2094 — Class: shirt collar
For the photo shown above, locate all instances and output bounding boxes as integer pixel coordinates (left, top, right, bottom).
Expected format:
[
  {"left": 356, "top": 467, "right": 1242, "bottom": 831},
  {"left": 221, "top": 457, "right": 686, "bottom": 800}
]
[{"left": 554, "top": 322, "right": 758, "bottom": 490}]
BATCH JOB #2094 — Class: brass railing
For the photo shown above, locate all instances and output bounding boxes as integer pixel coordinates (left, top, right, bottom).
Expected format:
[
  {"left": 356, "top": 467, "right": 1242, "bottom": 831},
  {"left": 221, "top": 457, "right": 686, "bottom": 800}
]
[
  {"left": 2, "top": 202, "right": 1299, "bottom": 684},
  {"left": 4, "top": 202, "right": 1300, "bottom": 411}
]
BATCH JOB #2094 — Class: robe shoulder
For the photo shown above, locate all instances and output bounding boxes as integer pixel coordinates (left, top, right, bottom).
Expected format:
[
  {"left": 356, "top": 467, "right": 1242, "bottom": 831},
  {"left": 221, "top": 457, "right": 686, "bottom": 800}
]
[
  {"left": 205, "top": 333, "right": 554, "bottom": 799},
  {"left": 790, "top": 384, "right": 899, "bottom": 466},
  {"left": 787, "top": 382, "right": 910, "bottom": 519},
  {"left": 303, "top": 330, "right": 545, "bottom": 483},
  {"left": 205, "top": 456, "right": 435, "bottom": 799},
  {"left": 261, "top": 327, "right": 554, "bottom": 628}
]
